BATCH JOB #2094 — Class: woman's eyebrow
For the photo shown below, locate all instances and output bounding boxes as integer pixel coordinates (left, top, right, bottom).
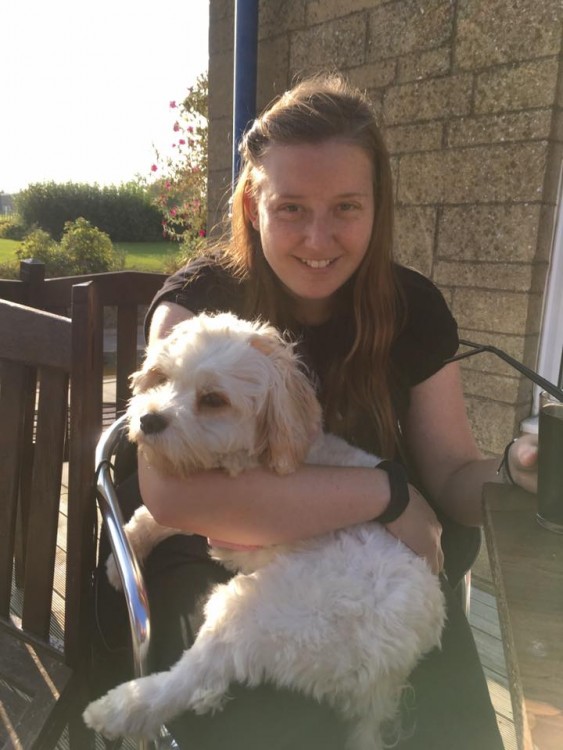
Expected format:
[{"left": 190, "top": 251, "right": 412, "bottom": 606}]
[{"left": 272, "top": 191, "right": 370, "bottom": 199}]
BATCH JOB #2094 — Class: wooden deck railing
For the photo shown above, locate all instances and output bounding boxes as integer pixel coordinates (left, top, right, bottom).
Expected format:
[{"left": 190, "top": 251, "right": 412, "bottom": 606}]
[{"left": 0, "top": 259, "right": 166, "bottom": 416}]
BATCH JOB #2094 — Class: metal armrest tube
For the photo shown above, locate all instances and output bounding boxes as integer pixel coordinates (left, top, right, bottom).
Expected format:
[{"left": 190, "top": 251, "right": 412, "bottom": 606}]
[{"left": 95, "top": 414, "right": 151, "bottom": 679}]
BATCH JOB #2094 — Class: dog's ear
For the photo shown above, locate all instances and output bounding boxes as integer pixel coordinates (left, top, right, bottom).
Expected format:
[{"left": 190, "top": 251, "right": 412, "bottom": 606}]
[
  {"left": 129, "top": 365, "right": 166, "bottom": 394},
  {"left": 129, "top": 345, "right": 168, "bottom": 394},
  {"left": 251, "top": 333, "right": 322, "bottom": 474}
]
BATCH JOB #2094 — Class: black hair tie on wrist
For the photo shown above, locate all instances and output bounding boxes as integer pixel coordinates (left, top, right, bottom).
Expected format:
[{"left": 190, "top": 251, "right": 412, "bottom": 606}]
[
  {"left": 374, "top": 460, "right": 411, "bottom": 524},
  {"left": 497, "top": 437, "right": 517, "bottom": 485}
]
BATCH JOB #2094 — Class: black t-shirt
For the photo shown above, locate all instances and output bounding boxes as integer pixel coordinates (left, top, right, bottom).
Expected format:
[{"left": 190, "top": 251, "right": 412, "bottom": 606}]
[{"left": 145, "top": 256, "right": 458, "bottom": 456}]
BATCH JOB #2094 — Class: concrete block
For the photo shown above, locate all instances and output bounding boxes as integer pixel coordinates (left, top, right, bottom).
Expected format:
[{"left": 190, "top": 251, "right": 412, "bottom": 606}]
[
  {"left": 306, "top": 0, "right": 381, "bottom": 25},
  {"left": 290, "top": 14, "right": 367, "bottom": 72},
  {"left": 257, "top": 35, "right": 290, "bottom": 107},
  {"left": 208, "top": 52, "right": 233, "bottom": 120},
  {"left": 455, "top": 0, "right": 562, "bottom": 70},
  {"left": 366, "top": 0, "right": 453, "bottom": 62},
  {"left": 460, "top": 368, "right": 527, "bottom": 406},
  {"left": 397, "top": 46, "right": 451, "bottom": 83},
  {"left": 451, "top": 288, "right": 531, "bottom": 334},
  {"left": 208, "top": 117, "right": 232, "bottom": 174},
  {"left": 456, "top": 329, "right": 533, "bottom": 368},
  {"left": 209, "top": 3, "right": 234, "bottom": 54},
  {"left": 437, "top": 204, "right": 542, "bottom": 263},
  {"left": 259, "top": 0, "right": 306, "bottom": 39},
  {"left": 384, "top": 75, "right": 472, "bottom": 125},
  {"left": 475, "top": 58, "right": 560, "bottom": 115},
  {"left": 398, "top": 143, "right": 548, "bottom": 204},
  {"left": 386, "top": 122, "right": 443, "bottom": 154},
  {"left": 394, "top": 206, "right": 437, "bottom": 276},
  {"left": 433, "top": 261, "right": 534, "bottom": 293},
  {"left": 347, "top": 60, "right": 396, "bottom": 91},
  {"left": 448, "top": 111, "right": 553, "bottom": 148},
  {"left": 465, "top": 396, "right": 526, "bottom": 455}
]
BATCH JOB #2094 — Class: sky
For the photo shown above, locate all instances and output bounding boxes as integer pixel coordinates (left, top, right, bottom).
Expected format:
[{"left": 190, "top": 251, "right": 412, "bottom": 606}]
[{"left": 0, "top": 0, "right": 209, "bottom": 195}]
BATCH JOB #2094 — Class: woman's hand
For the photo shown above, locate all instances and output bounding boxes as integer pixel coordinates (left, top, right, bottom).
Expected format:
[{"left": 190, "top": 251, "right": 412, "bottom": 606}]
[
  {"left": 384, "top": 486, "right": 444, "bottom": 574},
  {"left": 508, "top": 433, "right": 538, "bottom": 494}
]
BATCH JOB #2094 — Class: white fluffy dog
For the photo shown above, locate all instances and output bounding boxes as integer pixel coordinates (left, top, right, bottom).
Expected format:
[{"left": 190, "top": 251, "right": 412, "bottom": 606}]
[{"left": 84, "top": 312, "right": 445, "bottom": 749}]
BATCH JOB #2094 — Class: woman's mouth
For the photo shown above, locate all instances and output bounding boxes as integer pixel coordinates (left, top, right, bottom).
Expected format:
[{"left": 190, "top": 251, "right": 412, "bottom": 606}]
[{"left": 299, "top": 258, "right": 335, "bottom": 269}]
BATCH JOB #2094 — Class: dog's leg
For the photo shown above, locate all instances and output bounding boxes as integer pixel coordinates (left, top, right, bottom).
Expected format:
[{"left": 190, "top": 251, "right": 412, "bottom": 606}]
[
  {"left": 106, "top": 505, "right": 185, "bottom": 590},
  {"left": 341, "top": 679, "right": 406, "bottom": 750},
  {"left": 83, "top": 636, "right": 235, "bottom": 740}
]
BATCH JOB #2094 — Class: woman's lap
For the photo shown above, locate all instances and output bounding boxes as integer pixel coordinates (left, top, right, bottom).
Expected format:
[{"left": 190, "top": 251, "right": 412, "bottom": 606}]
[
  {"left": 144, "top": 535, "right": 347, "bottom": 750},
  {"left": 136, "top": 534, "right": 503, "bottom": 750}
]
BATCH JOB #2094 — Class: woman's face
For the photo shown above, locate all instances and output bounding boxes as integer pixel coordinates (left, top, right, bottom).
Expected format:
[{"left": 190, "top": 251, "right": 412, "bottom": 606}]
[{"left": 246, "top": 139, "right": 375, "bottom": 324}]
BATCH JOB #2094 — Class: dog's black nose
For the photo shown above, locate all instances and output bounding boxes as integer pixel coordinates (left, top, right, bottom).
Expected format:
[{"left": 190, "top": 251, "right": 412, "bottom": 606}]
[{"left": 139, "top": 412, "right": 168, "bottom": 435}]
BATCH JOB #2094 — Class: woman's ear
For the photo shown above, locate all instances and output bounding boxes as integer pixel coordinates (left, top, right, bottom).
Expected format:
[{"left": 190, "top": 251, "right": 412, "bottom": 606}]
[{"left": 243, "top": 185, "right": 260, "bottom": 231}]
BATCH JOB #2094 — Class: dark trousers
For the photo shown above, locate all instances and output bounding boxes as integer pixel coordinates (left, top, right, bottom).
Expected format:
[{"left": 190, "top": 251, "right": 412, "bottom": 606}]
[{"left": 93, "top": 473, "right": 504, "bottom": 750}]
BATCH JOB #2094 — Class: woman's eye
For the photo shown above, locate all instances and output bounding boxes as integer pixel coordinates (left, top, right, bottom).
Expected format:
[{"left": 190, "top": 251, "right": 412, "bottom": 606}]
[{"left": 197, "top": 391, "right": 230, "bottom": 409}]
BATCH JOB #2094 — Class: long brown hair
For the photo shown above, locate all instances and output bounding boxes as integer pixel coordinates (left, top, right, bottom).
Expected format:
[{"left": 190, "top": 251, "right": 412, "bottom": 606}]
[{"left": 221, "top": 74, "right": 404, "bottom": 456}]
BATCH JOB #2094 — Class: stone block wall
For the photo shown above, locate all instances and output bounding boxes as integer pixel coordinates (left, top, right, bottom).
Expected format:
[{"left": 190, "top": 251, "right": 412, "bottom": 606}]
[{"left": 208, "top": 0, "right": 563, "bottom": 455}]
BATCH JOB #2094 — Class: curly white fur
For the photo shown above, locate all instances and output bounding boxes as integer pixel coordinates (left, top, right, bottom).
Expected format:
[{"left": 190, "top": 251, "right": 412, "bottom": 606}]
[{"left": 84, "top": 312, "right": 446, "bottom": 749}]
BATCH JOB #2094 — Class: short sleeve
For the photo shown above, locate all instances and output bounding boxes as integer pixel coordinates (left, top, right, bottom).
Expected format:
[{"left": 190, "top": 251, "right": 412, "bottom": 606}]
[
  {"left": 144, "top": 257, "right": 245, "bottom": 340},
  {"left": 392, "top": 266, "right": 459, "bottom": 387}
]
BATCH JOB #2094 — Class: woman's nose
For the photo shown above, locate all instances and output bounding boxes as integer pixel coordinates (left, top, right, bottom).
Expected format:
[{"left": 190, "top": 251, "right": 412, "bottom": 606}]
[{"left": 303, "top": 214, "right": 332, "bottom": 249}]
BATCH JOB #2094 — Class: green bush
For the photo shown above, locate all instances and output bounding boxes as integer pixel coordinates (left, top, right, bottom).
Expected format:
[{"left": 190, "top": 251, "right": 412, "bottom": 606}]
[
  {"left": 16, "top": 182, "right": 164, "bottom": 242},
  {"left": 16, "top": 219, "right": 125, "bottom": 277},
  {"left": 59, "top": 217, "right": 124, "bottom": 274},
  {"left": 0, "top": 214, "right": 26, "bottom": 240},
  {"left": 0, "top": 260, "right": 19, "bottom": 279}
]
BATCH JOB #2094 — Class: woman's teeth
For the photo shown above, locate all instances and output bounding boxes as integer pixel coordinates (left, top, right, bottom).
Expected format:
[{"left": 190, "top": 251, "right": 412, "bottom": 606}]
[{"left": 300, "top": 258, "right": 334, "bottom": 269}]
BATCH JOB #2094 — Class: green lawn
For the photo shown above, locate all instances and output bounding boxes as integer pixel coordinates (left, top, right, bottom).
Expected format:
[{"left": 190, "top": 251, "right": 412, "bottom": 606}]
[
  {"left": 116, "top": 241, "right": 177, "bottom": 271},
  {"left": 0, "top": 238, "right": 19, "bottom": 262},
  {"left": 0, "top": 238, "right": 176, "bottom": 272}
]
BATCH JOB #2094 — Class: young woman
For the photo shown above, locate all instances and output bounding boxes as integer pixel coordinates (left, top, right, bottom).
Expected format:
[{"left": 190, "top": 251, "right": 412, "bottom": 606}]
[{"left": 99, "top": 75, "right": 538, "bottom": 748}]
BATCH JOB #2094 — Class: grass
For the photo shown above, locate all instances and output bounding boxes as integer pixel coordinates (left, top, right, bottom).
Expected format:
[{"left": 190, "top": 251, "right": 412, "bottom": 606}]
[
  {"left": 0, "top": 238, "right": 19, "bottom": 261},
  {"left": 116, "top": 241, "right": 177, "bottom": 272},
  {"left": 0, "top": 238, "right": 176, "bottom": 272}
]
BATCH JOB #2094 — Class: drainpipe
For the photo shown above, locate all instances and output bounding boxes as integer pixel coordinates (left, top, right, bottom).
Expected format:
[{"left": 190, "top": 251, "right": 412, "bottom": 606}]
[{"left": 232, "top": 0, "right": 259, "bottom": 186}]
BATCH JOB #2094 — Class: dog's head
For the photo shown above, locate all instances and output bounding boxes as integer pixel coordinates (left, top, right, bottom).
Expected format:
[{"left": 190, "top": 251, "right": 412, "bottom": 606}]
[{"left": 127, "top": 312, "right": 322, "bottom": 477}]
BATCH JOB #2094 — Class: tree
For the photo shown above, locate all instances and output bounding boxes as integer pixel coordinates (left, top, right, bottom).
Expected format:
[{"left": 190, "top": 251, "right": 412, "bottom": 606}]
[{"left": 149, "top": 72, "right": 208, "bottom": 261}]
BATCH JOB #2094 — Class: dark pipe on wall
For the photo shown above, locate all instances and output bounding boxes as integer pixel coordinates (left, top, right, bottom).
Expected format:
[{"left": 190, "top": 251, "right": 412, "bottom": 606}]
[{"left": 232, "top": 0, "right": 259, "bottom": 185}]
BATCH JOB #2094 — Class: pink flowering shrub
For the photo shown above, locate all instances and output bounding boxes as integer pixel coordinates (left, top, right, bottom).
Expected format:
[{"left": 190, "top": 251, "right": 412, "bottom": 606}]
[{"left": 149, "top": 72, "right": 208, "bottom": 265}]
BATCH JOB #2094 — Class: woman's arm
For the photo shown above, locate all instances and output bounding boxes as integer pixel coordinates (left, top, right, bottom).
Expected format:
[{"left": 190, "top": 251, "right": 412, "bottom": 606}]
[
  {"left": 403, "top": 362, "right": 537, "bottom": 526},
  {"left": 138, "top": 455, "right": 444, "bottom": 572},
  {"left": 137, "top": 301, "right": 444, "bottom": 571}
]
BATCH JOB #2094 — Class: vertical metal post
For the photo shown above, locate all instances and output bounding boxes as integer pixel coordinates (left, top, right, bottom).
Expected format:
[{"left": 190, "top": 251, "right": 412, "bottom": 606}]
[{"left": 232, "top": 0, "right": 259, "bottom": 186}]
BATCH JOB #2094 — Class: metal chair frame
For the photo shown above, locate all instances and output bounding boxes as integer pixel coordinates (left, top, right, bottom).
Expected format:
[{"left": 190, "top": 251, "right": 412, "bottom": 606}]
[{"left": 95, "top": 415, "right": 177, "bottom": 750}]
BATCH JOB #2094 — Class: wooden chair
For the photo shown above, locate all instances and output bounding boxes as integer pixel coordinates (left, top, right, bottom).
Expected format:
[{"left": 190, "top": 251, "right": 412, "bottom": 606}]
[{"left": 0, "top": 283, "right": 103, "bottom": 749}]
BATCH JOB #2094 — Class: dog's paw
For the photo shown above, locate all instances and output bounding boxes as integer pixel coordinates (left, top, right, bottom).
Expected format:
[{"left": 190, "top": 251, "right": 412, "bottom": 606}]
[
  {"left": 83, "top": 685, "right": 161, "bottom": 740},
  {"left": 105, "top": 553, "right": 123, "bottom": 591}
]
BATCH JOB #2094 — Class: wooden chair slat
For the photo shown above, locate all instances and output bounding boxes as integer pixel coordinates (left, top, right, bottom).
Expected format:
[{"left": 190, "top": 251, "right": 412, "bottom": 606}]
[
  {"left": 13, "top": 367, "right": 38, "bottom": 588},
  {"left": 0, "top": 300, "right": 70, "bottom": 370},
  {"left": 21, "top": 367, "right": 68, "bottom": 638},
  {"left": 116, "top": 303, "right": 139, "bottom": 414},
  {"left": 64, "top": 281, "right": 103, "bottom": 665},
  {"left": 0, "top": 362, "right": 26, "bottom": 615}
]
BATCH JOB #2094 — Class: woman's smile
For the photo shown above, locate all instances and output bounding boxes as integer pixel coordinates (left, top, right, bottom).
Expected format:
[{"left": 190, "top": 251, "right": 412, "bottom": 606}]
[{"left": 298, "top": 257, "right": 337, "bottom": 269}]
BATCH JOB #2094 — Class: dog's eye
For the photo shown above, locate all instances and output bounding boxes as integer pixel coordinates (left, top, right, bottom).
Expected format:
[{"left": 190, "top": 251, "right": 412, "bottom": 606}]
[
  {"left": 148, "top": 368, "right": 168, "bottom": 387},
  {"left": 197, "top": 391, "right": 230, "bottom": 409}
]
